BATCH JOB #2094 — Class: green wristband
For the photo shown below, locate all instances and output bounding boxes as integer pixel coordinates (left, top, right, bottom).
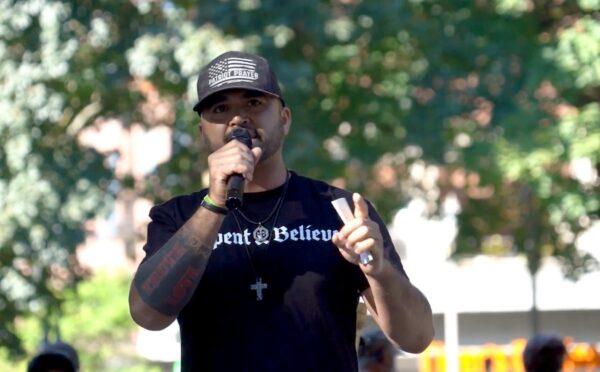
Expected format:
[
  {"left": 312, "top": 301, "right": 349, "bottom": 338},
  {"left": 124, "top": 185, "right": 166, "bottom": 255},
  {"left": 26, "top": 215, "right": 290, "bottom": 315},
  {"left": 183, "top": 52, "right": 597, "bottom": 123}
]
[{"left": 201, "top": 195, "right": 228, "bottom": 215}]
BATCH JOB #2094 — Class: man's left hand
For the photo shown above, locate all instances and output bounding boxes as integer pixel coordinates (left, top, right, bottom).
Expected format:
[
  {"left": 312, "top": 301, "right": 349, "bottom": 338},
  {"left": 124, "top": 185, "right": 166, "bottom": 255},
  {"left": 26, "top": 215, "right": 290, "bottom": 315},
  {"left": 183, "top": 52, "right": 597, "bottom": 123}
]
[{"left": 332, "top": 193, "right": 384, "bottom": 276}]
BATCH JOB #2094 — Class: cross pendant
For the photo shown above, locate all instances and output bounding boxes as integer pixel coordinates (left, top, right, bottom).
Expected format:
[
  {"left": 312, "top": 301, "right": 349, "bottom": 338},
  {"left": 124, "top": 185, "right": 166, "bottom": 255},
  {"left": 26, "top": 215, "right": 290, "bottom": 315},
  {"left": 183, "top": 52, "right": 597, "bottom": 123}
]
[{"left": 250, "top": 277, "right": 268, "bottom": 301}]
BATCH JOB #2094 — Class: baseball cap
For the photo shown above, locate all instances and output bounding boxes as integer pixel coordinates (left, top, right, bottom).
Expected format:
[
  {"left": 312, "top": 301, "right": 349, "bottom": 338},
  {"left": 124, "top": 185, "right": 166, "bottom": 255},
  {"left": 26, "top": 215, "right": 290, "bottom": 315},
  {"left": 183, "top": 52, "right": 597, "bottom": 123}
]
[{"left": 193, "top": 51, "right": 284, "bottom": 113}]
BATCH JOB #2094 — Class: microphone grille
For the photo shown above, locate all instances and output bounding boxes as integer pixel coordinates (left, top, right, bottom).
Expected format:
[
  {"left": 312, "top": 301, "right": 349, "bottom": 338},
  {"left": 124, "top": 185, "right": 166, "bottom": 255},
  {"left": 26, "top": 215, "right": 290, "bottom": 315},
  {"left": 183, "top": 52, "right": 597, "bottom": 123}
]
[{"left": 226, "top": 127, "right": 252, "bottom": 148}]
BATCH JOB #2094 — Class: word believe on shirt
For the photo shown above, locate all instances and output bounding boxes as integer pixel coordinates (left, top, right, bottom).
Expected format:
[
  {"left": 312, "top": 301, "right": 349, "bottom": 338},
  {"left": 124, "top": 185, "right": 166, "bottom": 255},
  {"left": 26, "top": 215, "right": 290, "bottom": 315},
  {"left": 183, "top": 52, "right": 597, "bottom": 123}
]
[{"left": 213, "top": 224, "right": 338, "bottom": 249}]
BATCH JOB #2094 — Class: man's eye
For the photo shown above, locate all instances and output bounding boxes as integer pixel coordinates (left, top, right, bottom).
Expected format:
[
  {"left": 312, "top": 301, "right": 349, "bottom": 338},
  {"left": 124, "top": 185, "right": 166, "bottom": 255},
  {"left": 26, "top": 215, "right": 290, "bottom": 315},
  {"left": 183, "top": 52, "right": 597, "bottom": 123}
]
[
  {"left": 248, "top": 99, "right": 263, "bottom": 107},
  {"left": 212, "top": 104, "right": 227, "bottom": 113}
]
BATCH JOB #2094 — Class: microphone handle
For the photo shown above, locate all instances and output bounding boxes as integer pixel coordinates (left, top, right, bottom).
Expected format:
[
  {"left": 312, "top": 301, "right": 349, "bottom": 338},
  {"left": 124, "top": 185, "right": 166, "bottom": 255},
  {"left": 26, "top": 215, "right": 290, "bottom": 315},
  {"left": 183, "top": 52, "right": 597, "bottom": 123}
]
[
  {"left": 225, "top": 128, "right": 252, "bottom": 210},
  {"left": 226, "top": 174, "right": 245, "bottom": 210}
]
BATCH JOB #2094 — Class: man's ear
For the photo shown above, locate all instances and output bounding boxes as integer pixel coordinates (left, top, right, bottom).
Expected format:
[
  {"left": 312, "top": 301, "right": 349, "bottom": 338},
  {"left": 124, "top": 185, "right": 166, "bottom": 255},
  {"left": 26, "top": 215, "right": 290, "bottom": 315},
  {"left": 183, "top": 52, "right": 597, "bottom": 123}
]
[
  {"left": 197, "top": 118, "right": 205, "bottom": 136},
  {"left": 281, "top": 106, "right": 292, "bottom": 135}
]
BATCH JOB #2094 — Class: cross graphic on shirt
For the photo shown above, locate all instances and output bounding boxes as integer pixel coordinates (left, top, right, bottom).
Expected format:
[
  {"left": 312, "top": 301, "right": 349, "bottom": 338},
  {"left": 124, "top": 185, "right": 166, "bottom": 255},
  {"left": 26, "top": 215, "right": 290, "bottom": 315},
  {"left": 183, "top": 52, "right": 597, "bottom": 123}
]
[{"left": 250, "top": 277, "right": 268, "bottom": 301}]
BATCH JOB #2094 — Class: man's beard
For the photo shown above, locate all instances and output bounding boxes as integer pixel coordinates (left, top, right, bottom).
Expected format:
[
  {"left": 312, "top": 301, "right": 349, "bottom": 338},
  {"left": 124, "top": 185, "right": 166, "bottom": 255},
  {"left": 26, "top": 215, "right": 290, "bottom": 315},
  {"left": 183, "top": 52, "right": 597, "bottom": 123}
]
[{"left": 255, "top": 123, "right": 285, "bottom": 164}]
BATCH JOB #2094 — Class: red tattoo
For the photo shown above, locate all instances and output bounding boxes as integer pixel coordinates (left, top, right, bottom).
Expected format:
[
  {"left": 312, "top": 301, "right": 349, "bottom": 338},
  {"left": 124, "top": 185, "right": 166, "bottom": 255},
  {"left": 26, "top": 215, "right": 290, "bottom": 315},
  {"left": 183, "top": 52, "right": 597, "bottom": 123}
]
[
  {"left": 141, "top": 243, "right": 187, "bottom": 294},
  {"left": 166, "top": 266, "right": 203, "bottom": 305}
]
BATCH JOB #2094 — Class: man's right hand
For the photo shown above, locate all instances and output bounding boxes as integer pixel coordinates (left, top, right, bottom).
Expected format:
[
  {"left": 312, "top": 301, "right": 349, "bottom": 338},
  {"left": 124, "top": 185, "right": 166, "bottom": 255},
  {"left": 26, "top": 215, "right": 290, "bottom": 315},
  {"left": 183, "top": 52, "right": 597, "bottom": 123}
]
[{"left": 206, "top": 139, "right": 262, "bottom": 206}]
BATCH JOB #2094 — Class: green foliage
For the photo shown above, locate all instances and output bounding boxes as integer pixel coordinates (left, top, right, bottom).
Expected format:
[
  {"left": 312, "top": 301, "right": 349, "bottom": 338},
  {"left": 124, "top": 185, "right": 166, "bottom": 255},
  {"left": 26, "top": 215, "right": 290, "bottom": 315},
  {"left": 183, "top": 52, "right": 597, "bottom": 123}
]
[
  {"left": 0, "top": 348, "right": 27, "bottom": 371},
  {"left": 1, "top": 0, "right": 598, "bottom": 358},
  {"left": 0, "top": 0, "right": 116, "bottom": 355},
  {"left": 4, "top": 272, "right": 160, "bottom": 371},
  {"left": 554, "top": 17, "right": 600, "bottom": 89},
  {"left": 60, "top": 272, "right": 136, "bottom": 369},
  {"left": 144, "top": 0, "right": 599, "bottom": 279},
  {"left": 448, "top": 3, "right": 600, "bottom": 275}
]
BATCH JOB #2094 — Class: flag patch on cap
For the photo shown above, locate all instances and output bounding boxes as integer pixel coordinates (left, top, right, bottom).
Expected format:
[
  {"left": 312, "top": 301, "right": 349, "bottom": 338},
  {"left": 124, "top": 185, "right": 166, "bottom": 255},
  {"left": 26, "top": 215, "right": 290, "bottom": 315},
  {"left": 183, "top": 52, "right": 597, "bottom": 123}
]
[{"left": 208, "top": 57, "right": 259, "bottom": 88}]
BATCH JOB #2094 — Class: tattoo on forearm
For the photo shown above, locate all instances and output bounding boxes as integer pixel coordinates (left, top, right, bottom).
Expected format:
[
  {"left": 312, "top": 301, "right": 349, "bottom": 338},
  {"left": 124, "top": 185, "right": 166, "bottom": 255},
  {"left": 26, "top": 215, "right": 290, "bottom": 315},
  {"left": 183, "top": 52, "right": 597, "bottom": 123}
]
[
  {"left": 134, "top": 226, "right": 212, "bottom": 316},
  {"left": 140, "top": 243, "right": 188, "bottom": 294},
  {"left": 167, "top": 265, "right": 203, "bottom": 306}
]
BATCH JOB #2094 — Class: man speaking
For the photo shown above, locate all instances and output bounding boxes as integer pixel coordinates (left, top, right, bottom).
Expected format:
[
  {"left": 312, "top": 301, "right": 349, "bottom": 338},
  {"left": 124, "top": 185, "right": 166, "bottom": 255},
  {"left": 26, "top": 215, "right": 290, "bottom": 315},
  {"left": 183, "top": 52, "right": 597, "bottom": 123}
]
[{"left": 129, "top": 51, "right": 434, "bottom": 371}]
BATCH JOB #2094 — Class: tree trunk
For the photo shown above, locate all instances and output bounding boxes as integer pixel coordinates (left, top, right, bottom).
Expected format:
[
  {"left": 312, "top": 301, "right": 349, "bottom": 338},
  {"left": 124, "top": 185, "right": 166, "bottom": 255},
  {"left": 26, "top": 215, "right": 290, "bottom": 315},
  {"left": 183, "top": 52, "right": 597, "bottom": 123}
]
[{"left": 530, "top": 269, "right": 540, "bottom": 336}]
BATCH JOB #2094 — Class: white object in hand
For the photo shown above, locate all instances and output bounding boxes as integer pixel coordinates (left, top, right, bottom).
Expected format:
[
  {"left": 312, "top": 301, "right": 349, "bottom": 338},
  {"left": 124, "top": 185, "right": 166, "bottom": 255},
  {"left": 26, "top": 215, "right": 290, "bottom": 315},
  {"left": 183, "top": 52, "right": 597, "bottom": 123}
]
[{"left": 331, "top": 198, "right": 374, "bottom": 265}]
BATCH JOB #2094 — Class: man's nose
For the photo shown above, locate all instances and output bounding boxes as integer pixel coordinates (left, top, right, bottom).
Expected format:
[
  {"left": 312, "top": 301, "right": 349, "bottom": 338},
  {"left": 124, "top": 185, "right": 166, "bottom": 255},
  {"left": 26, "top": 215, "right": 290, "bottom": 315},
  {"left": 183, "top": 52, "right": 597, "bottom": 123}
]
[{"left": 228, "top": 112, "right": 251, "bottom": 127}]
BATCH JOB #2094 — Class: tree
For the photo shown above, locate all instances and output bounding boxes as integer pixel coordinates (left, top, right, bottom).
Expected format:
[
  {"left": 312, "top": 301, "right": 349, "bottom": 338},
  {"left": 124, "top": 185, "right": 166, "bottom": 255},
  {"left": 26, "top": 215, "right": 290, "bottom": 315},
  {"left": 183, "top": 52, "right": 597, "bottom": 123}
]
[
  {"left": 1, "top": 0, "right": 109, "bottom": 355},
  {"left": 1, "top": 0, "right": 598, "bottom": 357},
  {"left": 145, "top": 1, "right": 599, "bottom": 279},
  {"left": 0, "top": 271, "right": 161, "bottom": 371},
  {"left": 0, "top": 0, "right": 164, "bottom": 355},
  {"left": 145, "top": 0, "right": 599, "bottom": 333}
]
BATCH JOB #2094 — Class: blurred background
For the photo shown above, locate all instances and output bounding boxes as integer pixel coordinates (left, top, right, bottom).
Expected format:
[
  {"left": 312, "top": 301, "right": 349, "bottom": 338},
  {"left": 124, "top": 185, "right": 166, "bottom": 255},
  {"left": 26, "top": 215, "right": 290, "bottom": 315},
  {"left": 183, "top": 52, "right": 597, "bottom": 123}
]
[{"left": 0, "top": 0, "right": 598, "bottom": 371}]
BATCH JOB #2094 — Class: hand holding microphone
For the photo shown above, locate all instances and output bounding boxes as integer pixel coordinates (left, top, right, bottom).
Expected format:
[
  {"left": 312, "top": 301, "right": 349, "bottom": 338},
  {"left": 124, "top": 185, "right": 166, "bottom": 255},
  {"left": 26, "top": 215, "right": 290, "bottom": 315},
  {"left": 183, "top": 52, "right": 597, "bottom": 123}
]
[{"left": 206, "top": 127, "right": 261, "bottom": 209}]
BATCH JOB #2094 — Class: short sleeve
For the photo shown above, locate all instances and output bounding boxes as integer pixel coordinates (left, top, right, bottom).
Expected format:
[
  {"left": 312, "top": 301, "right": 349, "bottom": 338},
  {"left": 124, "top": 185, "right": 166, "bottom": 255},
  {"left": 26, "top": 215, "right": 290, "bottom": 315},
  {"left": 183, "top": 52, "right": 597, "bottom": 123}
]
[{"left": 141, "top": 203, "right": 178, "bottom": 260}]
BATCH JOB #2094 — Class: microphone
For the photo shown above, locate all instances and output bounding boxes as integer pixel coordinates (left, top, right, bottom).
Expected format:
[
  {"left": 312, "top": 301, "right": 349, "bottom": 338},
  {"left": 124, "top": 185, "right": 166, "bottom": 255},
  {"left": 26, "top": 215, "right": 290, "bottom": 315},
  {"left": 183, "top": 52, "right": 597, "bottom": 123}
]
[{"left": 225, "top": 127, "right": 252, "bottom": 210}]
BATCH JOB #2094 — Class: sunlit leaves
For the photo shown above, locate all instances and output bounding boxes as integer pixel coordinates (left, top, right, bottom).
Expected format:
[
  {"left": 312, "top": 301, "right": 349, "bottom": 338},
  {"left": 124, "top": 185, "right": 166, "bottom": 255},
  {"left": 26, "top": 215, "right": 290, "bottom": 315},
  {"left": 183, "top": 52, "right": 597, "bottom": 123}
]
[
  {"left": 554, "top": 17, "right": 600, "bottom": 88},
  {"left": 1, "top": 0, "right": 598, "bottom": 358},
  {"left": 1, "top": 0, "right": 114, "bottom": 355}
]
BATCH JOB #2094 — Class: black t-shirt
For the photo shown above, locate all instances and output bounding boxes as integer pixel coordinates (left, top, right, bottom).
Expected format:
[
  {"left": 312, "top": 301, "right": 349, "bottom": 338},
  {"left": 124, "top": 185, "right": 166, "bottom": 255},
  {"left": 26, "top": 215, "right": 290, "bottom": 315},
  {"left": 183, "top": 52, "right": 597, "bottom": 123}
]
[{"left": 143, "top": 171, "right": 406, "bottom": 371}]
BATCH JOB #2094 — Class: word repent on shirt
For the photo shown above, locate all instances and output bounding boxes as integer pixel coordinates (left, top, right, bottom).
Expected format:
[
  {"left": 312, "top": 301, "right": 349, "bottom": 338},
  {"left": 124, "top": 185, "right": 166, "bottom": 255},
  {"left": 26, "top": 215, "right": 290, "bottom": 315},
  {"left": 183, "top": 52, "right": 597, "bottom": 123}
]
[{"left": 213, "top": 225, "right": 338, "bottom": 249}]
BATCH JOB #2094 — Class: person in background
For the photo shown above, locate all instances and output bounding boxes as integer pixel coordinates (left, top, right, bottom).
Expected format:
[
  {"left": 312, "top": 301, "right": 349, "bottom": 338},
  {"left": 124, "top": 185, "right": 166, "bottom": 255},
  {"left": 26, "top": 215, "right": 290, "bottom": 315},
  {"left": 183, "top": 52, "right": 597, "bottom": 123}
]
[
  {"left": 27, "top": 340, "right": 79, "bottom": 372},
  {"left": 523, "top": 334, "right": 567, "bottom": 372},
  {"left": 358, "top": 329, "right": 396, "bottom": 372}
]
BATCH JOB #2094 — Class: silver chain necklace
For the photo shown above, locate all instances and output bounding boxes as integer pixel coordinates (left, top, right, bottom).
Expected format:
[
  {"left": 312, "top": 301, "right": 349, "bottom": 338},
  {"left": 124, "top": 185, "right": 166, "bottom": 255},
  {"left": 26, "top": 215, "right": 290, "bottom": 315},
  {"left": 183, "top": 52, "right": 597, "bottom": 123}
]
[
  {"left": 234, "top": 171, "right": 290, "bottom": 244},
  {"left": 231, "top": 171, "right": 290, "bottom": 301}
]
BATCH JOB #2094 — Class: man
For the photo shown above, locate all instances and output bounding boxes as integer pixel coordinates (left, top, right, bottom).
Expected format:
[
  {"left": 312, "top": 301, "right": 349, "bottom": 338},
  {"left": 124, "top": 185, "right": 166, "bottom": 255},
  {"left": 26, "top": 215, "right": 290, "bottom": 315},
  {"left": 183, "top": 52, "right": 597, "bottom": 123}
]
[{"left": 129, "top": 51, "right": 433, "bottom": 371}]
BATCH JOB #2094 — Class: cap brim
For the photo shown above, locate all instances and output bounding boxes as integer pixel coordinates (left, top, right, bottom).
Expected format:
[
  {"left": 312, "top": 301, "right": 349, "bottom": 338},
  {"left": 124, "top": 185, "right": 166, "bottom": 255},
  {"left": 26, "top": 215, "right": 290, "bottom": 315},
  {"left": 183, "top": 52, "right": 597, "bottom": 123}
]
[{"left": 193, "top": 85, "right": 283, "bottom": 113}]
